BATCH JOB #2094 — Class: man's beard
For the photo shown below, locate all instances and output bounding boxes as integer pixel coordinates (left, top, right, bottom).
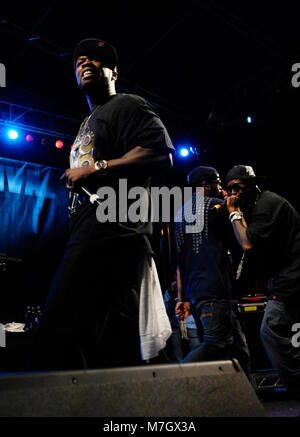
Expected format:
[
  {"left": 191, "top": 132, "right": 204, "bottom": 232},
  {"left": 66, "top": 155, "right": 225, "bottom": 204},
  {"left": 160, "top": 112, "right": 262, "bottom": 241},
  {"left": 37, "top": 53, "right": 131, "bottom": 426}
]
[
  {"left": 211, "top": 187, "right": 223, "bottom": 199},
  {"left": 237, "top": 185, "right": 259, "bottom": 216},
  {"left": 79, "top": 77, "right": 109, "bottom": 100}
]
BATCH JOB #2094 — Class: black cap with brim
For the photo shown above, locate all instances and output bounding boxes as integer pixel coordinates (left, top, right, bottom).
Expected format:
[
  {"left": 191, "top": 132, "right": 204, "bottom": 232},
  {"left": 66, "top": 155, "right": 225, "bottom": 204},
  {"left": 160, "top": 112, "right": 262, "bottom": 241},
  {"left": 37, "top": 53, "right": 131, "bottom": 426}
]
[
  {"left": 73, "top": 38, "right": 118, "bottom": 70},
  {"left": 225, "top": 165, "right": 266, "bottom": 184},
  {"left": 187, "top": 166, "right": 219, "bottom": 185}
]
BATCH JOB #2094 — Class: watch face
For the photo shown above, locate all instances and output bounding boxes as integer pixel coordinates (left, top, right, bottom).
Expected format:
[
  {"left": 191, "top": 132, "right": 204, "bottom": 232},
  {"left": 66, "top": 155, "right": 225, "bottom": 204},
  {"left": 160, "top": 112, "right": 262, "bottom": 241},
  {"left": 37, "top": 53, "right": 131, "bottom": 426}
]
[{"left": 96, "top": 160, "right": 107, "bottom": 170}]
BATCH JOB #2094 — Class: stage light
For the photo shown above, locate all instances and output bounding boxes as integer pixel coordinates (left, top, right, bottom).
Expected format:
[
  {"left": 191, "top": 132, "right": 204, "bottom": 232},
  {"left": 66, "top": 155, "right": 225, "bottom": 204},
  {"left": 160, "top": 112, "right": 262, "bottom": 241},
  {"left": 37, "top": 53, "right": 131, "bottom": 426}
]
[
  {"left": 179, "top": 147, "right": 190, "bottom": 158},
  {"left": 26, "top": 134, "right": 34, "bottom": 142},
  {"left": 55, "top": 140, "right": 64, "bottom": 149},
  {"left": 189, "top": 146, "right": 200, "bottom": 156},
  {"left": 246, "top": 116, "right": 253, "bottom": 124},
  {"left": 7, "top": 129, "right": 19, "bottom": 140}
]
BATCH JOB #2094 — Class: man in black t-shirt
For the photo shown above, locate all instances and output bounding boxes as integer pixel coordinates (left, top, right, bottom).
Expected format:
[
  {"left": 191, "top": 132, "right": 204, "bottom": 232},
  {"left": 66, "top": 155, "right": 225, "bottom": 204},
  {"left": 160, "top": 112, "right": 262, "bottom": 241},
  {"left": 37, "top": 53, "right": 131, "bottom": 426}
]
[
  {"left": 175, "top": 166, "right": 250, "bottom": 374},
  {"left": 225, "top": 164, "right": 300, "bottom": 399},
  {"left": 33, "top": 38, "right": 174, "bottom": 370}
]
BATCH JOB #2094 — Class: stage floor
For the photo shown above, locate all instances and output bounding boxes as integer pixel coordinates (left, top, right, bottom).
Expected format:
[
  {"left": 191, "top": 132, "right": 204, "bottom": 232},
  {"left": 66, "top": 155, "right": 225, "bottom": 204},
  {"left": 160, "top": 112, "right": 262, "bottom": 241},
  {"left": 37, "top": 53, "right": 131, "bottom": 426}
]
[{"left": 258, "top": 390, "right": 300, "bottom": 417}]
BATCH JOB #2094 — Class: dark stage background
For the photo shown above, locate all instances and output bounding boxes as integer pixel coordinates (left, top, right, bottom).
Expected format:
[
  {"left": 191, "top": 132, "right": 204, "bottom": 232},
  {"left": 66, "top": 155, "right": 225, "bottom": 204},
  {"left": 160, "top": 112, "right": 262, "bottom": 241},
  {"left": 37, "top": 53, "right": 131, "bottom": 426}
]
[{"left": 1, "top": 1, "right": 300, "bottom": 311}]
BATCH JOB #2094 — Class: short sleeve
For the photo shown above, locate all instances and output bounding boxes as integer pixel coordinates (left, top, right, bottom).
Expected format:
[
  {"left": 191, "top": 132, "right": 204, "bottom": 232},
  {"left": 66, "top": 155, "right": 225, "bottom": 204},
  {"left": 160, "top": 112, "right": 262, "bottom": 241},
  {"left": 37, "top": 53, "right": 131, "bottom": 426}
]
[{"left": 120, "top": 95, "right": 174, "bottom": 154}]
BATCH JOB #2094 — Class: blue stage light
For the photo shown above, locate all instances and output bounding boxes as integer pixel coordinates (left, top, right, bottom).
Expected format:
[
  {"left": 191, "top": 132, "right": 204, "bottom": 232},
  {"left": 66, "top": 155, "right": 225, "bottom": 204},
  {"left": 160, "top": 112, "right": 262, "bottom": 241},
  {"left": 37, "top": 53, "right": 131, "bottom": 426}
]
[
  {"left": 179, "top": 147, "right": 189, "bottom": 157},
  {"left": 246, "top": 116, "right": 253, "bottom": 124},
  {"left": 7, "top": 129, "right": 19, "bottom": 140}
]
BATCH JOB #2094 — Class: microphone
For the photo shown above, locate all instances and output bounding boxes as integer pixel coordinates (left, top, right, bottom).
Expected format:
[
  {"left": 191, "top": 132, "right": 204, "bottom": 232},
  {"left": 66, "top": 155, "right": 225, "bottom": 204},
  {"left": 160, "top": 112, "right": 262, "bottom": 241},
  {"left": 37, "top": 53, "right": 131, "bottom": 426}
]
[
  {"left": 81, "top": 186, "right": 102, "bottom": 205},
  {"left": 68, "top": 186, "right": 102, "bottom": 216}
]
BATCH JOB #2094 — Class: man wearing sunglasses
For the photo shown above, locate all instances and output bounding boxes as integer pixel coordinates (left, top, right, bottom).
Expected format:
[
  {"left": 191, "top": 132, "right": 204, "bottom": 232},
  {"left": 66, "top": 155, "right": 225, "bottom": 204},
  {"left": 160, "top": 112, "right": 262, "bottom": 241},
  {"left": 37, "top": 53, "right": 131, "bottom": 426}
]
[
  {"left": 225, "top": 164, "right": 300, "bottom": 400},
  {"left": 175, "top": 166, "right": 250, "bottom": 376}
]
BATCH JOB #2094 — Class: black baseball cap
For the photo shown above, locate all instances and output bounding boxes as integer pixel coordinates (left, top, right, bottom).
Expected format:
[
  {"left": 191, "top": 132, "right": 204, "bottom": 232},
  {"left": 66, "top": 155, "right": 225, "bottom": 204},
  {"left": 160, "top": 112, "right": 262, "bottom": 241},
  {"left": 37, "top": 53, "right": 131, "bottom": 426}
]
[
  {"left": 73, "top": 38, "right": 118, "bottom": 70},
  {"left": 225, "top": 165, "right": 265, "bottom": 184},
  {"left": 187, "top": 166, "right": 220, "bottom": 185}
]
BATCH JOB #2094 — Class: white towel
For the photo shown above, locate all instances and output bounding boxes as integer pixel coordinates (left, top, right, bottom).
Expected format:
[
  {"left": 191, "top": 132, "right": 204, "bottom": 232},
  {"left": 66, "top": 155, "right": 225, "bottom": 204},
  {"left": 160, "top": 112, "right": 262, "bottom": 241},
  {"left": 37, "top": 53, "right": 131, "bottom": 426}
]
[{"left": 138, "top": 254, "right": 172, "bottom": 361}]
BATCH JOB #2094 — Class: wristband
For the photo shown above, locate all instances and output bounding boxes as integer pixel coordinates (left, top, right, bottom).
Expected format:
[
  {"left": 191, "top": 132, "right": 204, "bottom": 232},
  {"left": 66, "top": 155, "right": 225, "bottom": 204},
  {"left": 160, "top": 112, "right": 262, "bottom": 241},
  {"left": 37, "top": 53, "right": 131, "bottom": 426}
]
[{"left": 229, "top": 211, "right": 243, "bottom": 223}]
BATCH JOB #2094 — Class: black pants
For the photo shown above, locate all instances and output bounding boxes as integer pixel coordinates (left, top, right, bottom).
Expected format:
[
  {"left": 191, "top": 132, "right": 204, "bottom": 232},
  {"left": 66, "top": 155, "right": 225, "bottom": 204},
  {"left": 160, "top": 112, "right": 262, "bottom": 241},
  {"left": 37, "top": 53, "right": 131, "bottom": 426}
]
[{"left": 32, "top": 243, "right": 143, "bottom": 371}]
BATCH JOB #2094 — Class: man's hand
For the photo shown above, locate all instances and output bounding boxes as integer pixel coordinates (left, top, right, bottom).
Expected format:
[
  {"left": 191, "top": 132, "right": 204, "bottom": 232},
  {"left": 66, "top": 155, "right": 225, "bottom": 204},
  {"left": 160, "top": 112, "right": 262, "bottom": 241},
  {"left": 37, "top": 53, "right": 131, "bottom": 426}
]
[
  {"left": 226, "top": 195, "right": 240, "bottom": 214},
  {"left": 222, "top": 189, "right": 228, "bottom": 200},
  {"left": 60, "top": 165, "right": 96, "bottom": 189},
  {"left": 175, "top": 301, "right": 190, "bottom": 321},
  {"left": 226, "top": 195, "right": 253, "bottom": 251}
]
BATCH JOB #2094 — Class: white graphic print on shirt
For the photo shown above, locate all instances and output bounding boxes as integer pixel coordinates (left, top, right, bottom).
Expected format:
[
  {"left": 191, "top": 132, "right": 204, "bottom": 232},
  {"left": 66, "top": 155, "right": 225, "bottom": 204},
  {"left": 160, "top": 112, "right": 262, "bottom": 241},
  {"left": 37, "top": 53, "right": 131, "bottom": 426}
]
[{"left": 70, "top": 117, "right": 95, "bottom": 168}]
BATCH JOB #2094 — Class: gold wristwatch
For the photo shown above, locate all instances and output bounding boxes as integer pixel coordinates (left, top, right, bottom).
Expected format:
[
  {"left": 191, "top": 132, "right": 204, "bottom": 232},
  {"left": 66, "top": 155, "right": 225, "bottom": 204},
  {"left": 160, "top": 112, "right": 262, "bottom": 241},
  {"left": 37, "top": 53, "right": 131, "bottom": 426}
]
[{"left": 94, "top": 160, "right": 108, "bottom": 172}]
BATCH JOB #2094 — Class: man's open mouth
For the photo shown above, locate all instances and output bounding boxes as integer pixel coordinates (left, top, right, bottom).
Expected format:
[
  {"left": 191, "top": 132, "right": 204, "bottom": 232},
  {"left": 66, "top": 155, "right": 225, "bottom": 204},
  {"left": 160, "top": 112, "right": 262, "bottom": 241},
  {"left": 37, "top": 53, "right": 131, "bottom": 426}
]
[{"left": 82, "top": 69, "right": 96, "bottom": 79}]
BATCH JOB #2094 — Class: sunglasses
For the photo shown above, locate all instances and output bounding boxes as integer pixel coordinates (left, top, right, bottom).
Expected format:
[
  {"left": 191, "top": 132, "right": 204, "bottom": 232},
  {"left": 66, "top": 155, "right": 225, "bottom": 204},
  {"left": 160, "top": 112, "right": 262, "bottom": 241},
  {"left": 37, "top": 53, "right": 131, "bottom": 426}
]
[{"left": 226, "top": 183, "right": 245, "bottom": 194}]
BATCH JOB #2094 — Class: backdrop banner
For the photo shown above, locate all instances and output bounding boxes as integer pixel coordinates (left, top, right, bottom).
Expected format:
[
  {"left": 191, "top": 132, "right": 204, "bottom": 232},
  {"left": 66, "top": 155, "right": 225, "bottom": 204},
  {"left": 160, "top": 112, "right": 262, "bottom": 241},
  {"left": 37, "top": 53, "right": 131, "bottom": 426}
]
[{"left": 0, "top": 157, "right": 69, "bottom": 304}]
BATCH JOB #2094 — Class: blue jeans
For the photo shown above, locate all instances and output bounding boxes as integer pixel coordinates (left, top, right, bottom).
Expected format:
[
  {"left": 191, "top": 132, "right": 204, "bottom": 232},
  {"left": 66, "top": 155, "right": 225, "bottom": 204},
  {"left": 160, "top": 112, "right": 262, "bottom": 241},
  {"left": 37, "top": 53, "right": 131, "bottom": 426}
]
[
  {"left": 168, "top": 327, "right": 201, "bottom": 362},
  {"left": 231, "top": 307, "right": 251, "bottom": 379},
  {"left": 260, "top": 298, "right": 300, "bottom": 397},
  {"left": 183, "top": 299, "right": 234, "bottom": 363},
  {"left": 187, "top": 328, "right": 202, "bottom": 350}
]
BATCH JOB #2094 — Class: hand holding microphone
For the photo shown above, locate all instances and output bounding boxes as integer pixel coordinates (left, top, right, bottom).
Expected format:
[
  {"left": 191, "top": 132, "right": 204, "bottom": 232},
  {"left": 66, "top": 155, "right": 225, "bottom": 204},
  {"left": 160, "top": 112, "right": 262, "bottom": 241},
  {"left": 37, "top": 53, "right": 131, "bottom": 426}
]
[
  {"left": 226, "top": 194, "right": 240, "bottom": 213},
  {"left": 60, "top": 166, "right": 95, "bottom": 191},
  {"left": 61, "top": 166, "right": 102, "bottom": 215}
]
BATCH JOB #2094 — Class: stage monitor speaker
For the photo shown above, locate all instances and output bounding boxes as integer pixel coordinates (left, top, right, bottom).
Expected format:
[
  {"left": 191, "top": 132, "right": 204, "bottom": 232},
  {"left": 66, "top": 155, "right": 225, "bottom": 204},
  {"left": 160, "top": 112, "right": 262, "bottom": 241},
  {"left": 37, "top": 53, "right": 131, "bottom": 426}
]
[
  {"left": 0, "top": 360, "right": 266, "bottom": 417},
  {"left": 236, "top": 297, "right": 273, "bottom": 372}
]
